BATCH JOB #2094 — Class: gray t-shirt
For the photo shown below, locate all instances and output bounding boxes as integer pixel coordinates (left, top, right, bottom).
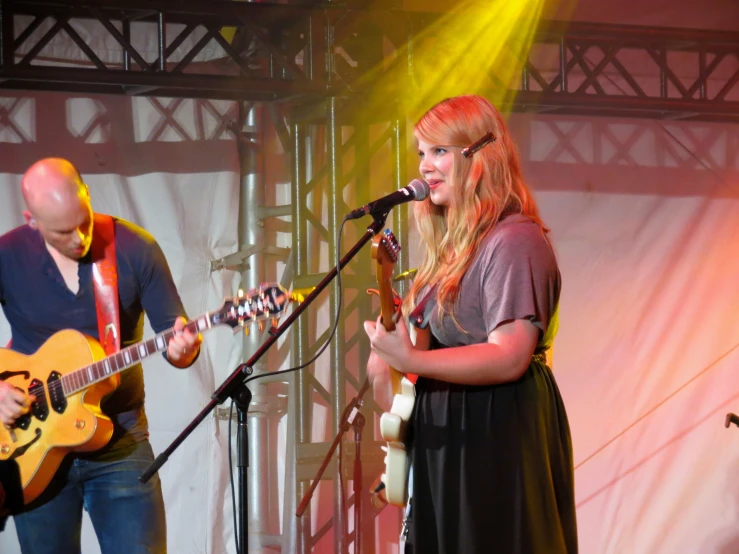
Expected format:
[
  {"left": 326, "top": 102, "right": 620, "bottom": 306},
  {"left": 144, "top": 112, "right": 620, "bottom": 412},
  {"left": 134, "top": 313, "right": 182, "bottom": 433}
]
[{"left": 418, "top": 214, "right": 560, "bottom": 352}]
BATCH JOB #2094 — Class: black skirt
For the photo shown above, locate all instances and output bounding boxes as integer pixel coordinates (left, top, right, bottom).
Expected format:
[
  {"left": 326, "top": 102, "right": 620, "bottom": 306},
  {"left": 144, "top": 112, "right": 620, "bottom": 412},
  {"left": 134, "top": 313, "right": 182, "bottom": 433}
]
[{"left": 406, "top": 359, "right": 578, "bottom": 554}]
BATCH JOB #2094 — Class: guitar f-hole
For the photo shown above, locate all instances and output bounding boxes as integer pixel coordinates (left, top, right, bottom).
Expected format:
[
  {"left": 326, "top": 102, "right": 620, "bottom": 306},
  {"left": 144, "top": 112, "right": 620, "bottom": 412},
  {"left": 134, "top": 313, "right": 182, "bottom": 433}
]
[{"left": 9, "top": 428, "right": 42, "bottom": 460}]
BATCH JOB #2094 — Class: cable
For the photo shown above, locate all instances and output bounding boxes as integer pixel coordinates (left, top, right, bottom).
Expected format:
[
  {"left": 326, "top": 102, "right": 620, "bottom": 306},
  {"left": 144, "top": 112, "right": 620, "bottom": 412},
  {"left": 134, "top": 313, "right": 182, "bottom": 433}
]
[
  {"left": 229, "top": 215, "right": 351, "bottom": 529},
  {"left": 243, "top": 216, "right": 349, "bottom": 386}
]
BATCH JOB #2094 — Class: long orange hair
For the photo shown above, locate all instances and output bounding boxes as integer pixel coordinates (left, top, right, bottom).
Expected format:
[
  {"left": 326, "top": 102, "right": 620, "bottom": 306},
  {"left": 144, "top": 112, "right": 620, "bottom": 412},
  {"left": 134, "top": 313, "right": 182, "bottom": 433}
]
[{"left": 405, "top": 95, "right": 548, "bottom": 325}]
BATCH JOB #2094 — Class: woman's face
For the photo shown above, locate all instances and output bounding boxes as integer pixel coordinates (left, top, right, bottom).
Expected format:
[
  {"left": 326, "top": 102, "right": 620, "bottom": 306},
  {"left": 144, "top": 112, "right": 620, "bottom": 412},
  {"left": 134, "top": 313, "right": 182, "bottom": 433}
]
[{"left": 417, "top": 138, "right": 454, "bottom": 207}]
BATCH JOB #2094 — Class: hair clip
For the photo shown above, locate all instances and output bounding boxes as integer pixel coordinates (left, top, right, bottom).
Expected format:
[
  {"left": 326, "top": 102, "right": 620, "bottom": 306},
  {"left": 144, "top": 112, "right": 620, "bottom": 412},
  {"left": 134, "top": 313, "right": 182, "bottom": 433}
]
[{"left": 462, "top": 131, "right": 496, "bottom": 158}]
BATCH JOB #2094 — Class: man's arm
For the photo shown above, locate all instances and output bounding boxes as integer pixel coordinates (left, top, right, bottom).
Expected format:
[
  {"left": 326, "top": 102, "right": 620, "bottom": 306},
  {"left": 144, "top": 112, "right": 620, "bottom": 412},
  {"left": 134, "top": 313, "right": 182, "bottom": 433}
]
[{"left": 122, "top": 221, "right": 202, "bottom": 368}]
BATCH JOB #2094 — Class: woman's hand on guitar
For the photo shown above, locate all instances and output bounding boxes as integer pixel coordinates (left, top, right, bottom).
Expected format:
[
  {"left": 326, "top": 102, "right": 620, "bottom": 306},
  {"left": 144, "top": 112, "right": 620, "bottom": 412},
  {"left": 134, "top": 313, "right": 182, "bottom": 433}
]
[
  {"left": 366, "top": 351, "right": 391, "bottom": 383},
  {"left": 0, "top": 381, "right": 35, "bottom": 425},
  {"left": 363, "top": 315, "right": 415, "bottom": 373}
]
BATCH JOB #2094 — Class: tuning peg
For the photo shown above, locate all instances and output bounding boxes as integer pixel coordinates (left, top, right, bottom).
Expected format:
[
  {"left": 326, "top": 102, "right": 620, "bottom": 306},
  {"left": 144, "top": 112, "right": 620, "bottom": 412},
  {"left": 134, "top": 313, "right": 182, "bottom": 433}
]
[{"left": 271, "top": 318, "right": 278, "bottom": 328}]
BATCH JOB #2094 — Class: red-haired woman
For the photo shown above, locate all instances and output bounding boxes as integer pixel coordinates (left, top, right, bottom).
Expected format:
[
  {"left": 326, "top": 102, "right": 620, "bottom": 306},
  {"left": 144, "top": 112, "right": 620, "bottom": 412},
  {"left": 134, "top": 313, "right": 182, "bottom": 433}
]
[{"left": 365, "top": 95, "right": 577, "bottom": 553}]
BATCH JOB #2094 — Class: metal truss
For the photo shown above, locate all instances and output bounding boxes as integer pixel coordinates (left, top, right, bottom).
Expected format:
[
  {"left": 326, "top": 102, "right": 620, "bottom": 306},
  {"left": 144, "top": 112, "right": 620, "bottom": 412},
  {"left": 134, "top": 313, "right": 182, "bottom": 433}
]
[
  {"left": 524, "top": 117, "right": 739, "bottom": 173},
  {"left": 0, "top": 1, "right": 737, "bottom": 121},
  {"left": 0, "top": 0, "right": 331, "bottom": 101},
  {"left": 0, "top": 92, "right": 238, "bottom": 175},
  {"left": 516, "top": 22, "right": 739, "bottom": 123},
  {"left": 285, "top": 99, "right": 411, "bottom": 554}
]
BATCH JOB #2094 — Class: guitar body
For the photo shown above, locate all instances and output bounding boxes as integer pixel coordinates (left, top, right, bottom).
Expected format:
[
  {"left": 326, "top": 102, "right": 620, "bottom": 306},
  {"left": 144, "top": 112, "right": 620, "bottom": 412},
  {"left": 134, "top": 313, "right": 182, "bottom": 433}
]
[
  {"left": 0, "top": 330, "right": 118, "bottom": 504},
  {"left": 379, "top": 375, "right": 415, "bottom": 506}
]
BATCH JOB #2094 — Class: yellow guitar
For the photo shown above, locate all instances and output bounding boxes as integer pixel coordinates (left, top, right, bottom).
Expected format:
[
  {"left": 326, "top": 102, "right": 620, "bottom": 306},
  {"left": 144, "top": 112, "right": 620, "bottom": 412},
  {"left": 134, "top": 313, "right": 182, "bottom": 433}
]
[{"left": 0, "top": 284, "right": 291, "bottom": 505}]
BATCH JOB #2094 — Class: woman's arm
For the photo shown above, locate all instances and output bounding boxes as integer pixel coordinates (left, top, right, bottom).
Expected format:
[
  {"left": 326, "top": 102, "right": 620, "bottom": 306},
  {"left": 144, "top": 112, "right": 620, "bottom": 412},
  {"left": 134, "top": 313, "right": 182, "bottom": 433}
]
[{"left": 365, "top": 316, "right": 538, "bottom": 386}]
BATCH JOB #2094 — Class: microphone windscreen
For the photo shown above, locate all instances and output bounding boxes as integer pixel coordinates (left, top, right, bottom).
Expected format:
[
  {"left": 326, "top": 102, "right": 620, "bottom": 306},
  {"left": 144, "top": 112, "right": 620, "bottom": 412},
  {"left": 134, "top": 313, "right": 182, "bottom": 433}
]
[{"left": 408, "top": 179, "right": 430, "bottom": 201}]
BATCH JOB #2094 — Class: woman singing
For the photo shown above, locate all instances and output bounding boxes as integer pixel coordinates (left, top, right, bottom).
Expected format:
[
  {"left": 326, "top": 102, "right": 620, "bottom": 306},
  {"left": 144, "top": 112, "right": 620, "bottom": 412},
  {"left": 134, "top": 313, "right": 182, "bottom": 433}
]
[{"left": 364, "top": 95, "right": 577, "bottom": 553}]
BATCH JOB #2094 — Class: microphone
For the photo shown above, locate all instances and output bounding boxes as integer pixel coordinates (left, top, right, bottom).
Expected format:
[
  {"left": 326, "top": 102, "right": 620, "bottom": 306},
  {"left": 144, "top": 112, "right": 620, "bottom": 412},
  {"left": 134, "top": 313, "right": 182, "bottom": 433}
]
[{"left": 346, "top": 179, "right": 430, "bottom": 221}]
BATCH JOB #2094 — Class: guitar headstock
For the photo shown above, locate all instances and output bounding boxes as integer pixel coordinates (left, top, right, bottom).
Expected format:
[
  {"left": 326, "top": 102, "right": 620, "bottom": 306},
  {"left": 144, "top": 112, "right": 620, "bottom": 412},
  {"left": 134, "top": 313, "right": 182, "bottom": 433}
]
[
  {"left": 371, "top": 229, "right": 401, "bottom": 332},
  {"left": 210, "top": 283, "right": 293, "bottom": 334},
  {"left": 371, "top": 229, "right": 401, "bottom": 279}
]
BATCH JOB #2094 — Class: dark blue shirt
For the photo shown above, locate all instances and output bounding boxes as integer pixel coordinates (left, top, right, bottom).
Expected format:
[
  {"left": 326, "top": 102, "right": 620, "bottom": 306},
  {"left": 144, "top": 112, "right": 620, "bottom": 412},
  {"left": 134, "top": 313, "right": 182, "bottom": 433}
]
[{"left": 0, "top": 217, "right": 187, "bottom": 449}]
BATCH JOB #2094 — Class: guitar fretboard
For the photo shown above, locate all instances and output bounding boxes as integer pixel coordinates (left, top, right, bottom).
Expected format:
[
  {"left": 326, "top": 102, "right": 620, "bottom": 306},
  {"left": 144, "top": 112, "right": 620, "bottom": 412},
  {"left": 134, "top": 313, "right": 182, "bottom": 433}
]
[{"left": 59, "top": 315, "right": 211, "bottom": 397}]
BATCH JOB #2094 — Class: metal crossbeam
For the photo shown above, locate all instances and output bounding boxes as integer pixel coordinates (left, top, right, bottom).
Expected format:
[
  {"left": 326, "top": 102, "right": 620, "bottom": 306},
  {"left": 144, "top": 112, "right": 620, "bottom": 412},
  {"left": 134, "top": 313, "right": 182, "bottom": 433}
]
[
  {"left": 1, "top": 1, "right": 738, "bottom": 121},
  {"left": 511, "top": 22, "right": 739, "bottom": 122},
  {"left": 0, "top": 0, "right": 330, "bottom": 101}
]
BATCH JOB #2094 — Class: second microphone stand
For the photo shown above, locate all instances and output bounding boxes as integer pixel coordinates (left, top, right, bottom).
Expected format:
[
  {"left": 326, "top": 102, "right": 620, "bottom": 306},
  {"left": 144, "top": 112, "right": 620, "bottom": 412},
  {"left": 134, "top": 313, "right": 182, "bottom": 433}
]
[{"left": 296, "top": 377, "right": 372, "bottom": 554}]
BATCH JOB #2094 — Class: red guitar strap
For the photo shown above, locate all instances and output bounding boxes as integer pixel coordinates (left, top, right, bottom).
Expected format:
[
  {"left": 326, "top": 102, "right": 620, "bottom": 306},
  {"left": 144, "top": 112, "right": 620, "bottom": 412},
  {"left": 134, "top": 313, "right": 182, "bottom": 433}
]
[{"left": 90, "top": 214, "right": 120, "bottom": 355}]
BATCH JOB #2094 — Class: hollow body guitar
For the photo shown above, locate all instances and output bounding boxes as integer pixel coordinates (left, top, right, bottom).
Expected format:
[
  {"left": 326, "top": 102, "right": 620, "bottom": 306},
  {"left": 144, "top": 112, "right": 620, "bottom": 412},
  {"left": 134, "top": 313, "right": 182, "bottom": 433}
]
[
  {"left": 372, "top": 229, "right": 415, "bottom": 507},
  {"left": 0, "top": 284, "right": 291, "bottom": 505}
]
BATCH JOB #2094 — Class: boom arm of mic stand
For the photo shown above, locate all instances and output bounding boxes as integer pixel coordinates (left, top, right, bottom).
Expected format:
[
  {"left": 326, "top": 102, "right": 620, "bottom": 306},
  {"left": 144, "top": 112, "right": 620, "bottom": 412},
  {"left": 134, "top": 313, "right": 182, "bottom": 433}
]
[{"left": 139, "top": 215, "right": 388, "bottom": 482}]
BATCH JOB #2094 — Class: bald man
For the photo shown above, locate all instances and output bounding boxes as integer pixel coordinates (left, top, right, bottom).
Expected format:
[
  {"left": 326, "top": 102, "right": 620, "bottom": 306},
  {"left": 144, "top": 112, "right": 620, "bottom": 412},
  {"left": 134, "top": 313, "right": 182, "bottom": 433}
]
[{"left": 0, "top": 158, "right": 202, "bottom": 553}]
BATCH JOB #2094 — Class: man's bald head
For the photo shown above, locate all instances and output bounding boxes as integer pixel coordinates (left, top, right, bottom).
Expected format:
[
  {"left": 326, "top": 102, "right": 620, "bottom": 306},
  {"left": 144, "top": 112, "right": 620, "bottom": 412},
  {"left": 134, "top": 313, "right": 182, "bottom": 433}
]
[
  {"left": 21, "top": 158, "right": 94, "bottom": 260},
  {"left": 21, "top": 158, "right": 87, "bottom": 221}
]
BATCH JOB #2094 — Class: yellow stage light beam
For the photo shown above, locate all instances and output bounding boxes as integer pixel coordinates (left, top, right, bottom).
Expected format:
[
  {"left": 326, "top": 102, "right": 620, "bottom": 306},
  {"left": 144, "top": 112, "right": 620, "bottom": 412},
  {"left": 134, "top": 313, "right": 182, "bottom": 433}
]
[{"left": 353, "top": 0, "right": 554, "bottom": 123}]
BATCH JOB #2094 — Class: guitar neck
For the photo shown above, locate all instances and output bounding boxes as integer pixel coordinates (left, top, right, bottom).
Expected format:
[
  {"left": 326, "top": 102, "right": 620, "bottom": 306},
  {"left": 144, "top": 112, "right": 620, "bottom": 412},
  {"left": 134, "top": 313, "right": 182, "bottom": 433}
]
[
  {"left": 61, "top": 315, "right": 211, "bottom": 397},
  {"left": 380, "top": 304, "right": 405, "bottom": 396},
  {"left": 372, "top": 228, "right": 404, "bottom": 395}
]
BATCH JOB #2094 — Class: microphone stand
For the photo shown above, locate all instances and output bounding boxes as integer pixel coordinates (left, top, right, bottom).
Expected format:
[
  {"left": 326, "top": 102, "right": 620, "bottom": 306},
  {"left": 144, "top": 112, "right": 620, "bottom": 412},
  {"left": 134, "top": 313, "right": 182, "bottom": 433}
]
[
  {"left": 352, "top": 402, "right": 366, "bottom": 554},
  {"left": 139, "top": 213, "right": 390, "bottom": 554},
  {"left": 295, "top": 376, "right": 372, "bottom": 553}
]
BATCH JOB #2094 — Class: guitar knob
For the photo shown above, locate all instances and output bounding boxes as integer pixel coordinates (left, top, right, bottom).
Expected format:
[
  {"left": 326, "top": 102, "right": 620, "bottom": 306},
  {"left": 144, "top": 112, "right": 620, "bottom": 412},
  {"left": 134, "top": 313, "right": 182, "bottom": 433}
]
[
  {"left": 75, "top": 419, "right": 85, "bottom": 430},
  {"left": 0, "top": 444, "right": 9, "bottom": 455}
]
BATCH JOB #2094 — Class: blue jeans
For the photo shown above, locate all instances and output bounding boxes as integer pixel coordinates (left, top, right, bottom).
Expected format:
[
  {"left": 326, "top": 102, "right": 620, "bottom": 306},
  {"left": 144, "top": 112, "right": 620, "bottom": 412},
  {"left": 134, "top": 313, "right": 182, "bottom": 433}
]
[{"left": 13, "top": 439, "right": 166, "bottom": 554}]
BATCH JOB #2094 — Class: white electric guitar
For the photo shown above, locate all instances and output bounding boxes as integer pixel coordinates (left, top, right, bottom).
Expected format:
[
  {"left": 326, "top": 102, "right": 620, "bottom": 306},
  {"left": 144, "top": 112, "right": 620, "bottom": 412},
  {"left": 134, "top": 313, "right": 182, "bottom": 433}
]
[{"left": 371, "top": 229, "right": 415, "bottom": 507}]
